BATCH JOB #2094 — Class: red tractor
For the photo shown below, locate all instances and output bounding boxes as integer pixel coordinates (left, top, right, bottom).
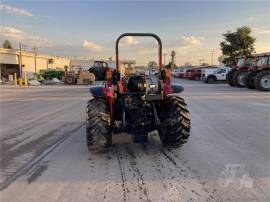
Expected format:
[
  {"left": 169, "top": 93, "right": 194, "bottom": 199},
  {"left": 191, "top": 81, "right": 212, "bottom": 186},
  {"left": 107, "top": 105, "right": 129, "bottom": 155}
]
[
  {"left": 246, "top": 53, "right": 270, "bottom": 91},
  {"left": 226, "top": 56, "right": 254, "bottom": 87},
  {"left": 86, "top": 33, "right": 191, "bottom": 152}
]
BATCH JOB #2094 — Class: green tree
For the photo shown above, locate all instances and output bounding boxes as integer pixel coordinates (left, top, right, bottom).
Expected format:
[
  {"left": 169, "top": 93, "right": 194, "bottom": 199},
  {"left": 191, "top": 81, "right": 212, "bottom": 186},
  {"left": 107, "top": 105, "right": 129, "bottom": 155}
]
[
  {"left": 220, "top": 26, "right": 255, "bottom": 66},
  {"left": 2, "top": 40, "right": 12, "bottom": 49}
]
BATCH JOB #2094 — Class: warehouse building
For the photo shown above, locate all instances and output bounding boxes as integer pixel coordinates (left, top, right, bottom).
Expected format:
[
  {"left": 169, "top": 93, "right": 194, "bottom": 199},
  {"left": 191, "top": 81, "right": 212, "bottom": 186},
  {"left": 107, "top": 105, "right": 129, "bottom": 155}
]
[{"left": 0, "top": 48, "right": 70, "bottom": 79}]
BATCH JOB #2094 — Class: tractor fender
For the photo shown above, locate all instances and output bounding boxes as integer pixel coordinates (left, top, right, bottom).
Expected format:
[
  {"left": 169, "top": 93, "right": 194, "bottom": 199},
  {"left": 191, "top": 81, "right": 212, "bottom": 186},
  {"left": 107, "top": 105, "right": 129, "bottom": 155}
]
[
  {"left": 171, "top": 83, "right": 184, "bottom": 93},
  {"left": 89, "top": 86, "right": 114, "bottom": 98},
  {"left": 89, "top": 86, "right": 105, "bottom": 97}
]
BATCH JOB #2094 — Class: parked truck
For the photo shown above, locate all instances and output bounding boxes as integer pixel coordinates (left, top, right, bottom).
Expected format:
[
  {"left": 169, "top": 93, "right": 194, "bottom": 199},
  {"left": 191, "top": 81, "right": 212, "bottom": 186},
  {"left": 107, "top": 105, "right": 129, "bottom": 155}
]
[
  {"left": 183, "top": 69, "right": 192, "bottom": 78},
  {"left": 187, "top": 68, "right": 201, "bottom": 80},
  {"left": 202, "top": 67, "right": 229, "bottom": 84}
]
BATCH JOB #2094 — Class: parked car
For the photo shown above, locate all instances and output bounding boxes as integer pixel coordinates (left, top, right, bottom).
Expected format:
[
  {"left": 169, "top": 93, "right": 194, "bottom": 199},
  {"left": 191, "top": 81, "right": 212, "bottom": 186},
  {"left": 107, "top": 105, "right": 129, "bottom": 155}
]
[
  {"left": 172, "top": 69, "right": 183, "bottom": 77},
  {"left": 184, "top": 69, "right": 192, "bottom": 78},
  {"left": 145, "top": 69, "right": 159, "bottom": 76},
  {"left": 187, "top": 68, "right": 201, "bottom": 80},
  {"left": 149, "top": 69, "right": 159, "bottom": 75},
  {"left": 202, "top": 67, "right": 230, "bottom": 84},
  {"left": 177, "top": 70, "right": 185, "bottom": 78}
]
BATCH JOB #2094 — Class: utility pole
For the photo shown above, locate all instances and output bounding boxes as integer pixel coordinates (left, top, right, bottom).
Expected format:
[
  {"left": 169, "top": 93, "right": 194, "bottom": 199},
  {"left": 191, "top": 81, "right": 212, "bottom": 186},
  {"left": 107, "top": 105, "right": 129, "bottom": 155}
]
[
  {"left": 19, "top": 42, "right": 22, "bottom": 77},
  {"left": 171, "top": 50, "right": 176, "bottom": 69},
  {"left": 32, "top": 46, "right": 38, "bottom": 74},
  {"left": 22, "top": 44, "right": 28, "bottom": 51},
  {"left": 211, "top": 50, "right": 214, "bottom": 66}
]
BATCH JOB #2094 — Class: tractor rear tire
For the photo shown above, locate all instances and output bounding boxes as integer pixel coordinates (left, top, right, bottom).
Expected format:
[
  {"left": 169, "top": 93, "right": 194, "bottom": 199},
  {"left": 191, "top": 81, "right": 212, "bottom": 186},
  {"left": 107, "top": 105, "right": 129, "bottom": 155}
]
[
  {"left": 233, "top": 69, "right": 248, "bottom": 87},
  {"left": 226, "top": 70, "right": 235, "bottom": 86},
  {"left": 254, "top": 71, "right": 270, "bottom": 91},
  {"left": 86, "top": 98, "right": 112, "bottom": 152},
  {"left": 158, "top": 96, "right": 191, "bottom": 147}
]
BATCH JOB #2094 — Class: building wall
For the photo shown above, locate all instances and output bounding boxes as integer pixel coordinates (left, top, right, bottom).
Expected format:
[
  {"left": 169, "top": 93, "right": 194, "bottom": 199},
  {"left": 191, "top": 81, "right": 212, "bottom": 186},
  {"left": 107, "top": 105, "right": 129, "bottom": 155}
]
[
  {"left": 0, "top": 48, "right": 70, "bottom": 74},
  {"left": 0, "top": 52, "right": 18, "bottom": 64},
  {"left": 70, "top": 59, "right": 94, "bottom": 70},
  {"left": 36, "top": 57, "right": 49, "bottom": 71}
]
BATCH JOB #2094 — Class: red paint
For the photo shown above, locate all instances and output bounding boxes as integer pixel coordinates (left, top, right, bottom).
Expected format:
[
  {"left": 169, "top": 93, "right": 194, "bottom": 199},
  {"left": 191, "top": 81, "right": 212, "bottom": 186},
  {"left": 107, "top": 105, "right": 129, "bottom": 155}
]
[
  {"left": 187, "top": 69, "right": 201, "bottom": 80},
  {"left": 102, "top": 87, "right": 113, "bottom": 98},
  {"left": 102, "top": 87, "right": 114, "bottom": 119},
  {"left": 163, "top": 76, "right": 173, "bottom": 94}
]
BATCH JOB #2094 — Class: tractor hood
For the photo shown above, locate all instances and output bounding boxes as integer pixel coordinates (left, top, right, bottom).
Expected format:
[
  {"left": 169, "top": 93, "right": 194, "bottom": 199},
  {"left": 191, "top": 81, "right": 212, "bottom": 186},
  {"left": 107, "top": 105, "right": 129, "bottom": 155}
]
[{"left": 89, "top": 86, "right": 105, "bottom": 97}]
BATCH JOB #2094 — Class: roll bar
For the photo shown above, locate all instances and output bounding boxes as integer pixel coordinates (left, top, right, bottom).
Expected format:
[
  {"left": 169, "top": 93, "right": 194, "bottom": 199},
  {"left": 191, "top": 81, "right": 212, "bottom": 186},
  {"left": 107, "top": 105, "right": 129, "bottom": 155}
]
[{"left": 115, "top": 33, "right": 162, "bottom": 70}]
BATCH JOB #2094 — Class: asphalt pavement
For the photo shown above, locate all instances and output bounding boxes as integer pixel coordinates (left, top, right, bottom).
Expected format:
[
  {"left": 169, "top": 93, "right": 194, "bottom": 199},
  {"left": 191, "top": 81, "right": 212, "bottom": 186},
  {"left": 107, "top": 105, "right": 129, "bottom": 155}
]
[{"left": 0, "top": 79, "right": 269, "bottom": 202}]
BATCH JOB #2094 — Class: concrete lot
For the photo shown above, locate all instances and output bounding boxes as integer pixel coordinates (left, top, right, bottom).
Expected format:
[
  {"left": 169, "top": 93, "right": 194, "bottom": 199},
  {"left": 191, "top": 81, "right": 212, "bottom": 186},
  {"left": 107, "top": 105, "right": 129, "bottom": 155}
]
[{"left": 0, "top": 79, "right": 269, "bottom": 201}]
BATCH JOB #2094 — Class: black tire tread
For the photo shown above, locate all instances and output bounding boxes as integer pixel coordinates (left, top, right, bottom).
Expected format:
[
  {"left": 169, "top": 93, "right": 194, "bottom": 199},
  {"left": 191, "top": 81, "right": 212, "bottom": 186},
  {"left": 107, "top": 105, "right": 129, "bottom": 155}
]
[
  {"left": 86, "top": 98, "right": 111, "bottom": 152},
  {"left": 254, "top": 70, "right": 270, "bottom": 91},
  {"left": 158, "top": 96, "right": 191, "bottom": 147},
  {"left": 207, "top": 76, "right": 216, "bottom": 84},
  {"left": 65, "top": 75, "right": 75, "bottom": 85},
  {"left": 233, "top": 69, "right": 248, "bottom": 87}
]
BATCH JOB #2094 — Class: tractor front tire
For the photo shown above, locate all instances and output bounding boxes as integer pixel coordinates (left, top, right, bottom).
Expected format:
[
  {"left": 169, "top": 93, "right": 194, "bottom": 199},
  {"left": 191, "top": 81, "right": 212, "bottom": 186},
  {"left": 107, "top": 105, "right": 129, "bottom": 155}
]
[
  {"left": 254, "top": 71, "right": 270, "bottom": 91},
  {"left": 158, "top": 96, "right": 191, "bottom": 147},
  {"left": 86, "top": 99, "right": 112, "bottom": 152}
]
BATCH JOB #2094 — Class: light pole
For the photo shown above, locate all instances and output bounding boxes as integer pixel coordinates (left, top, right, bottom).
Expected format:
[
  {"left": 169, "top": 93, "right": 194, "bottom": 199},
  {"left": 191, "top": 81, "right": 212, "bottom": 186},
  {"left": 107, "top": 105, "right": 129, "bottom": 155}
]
[
  {"left": 163, "top": 53, "right": 167, "bottom": 66},
  {"left": 171, "top": 50, "right": 176, "bottom": 69},
  {"left": 211, "top": 50, "right": 214, "bottom": 66},
  {"left": 19, "top": 42, "right": 22, "bottom": 77}
]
